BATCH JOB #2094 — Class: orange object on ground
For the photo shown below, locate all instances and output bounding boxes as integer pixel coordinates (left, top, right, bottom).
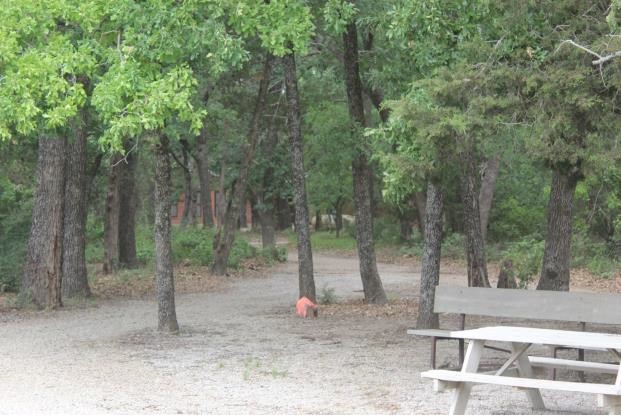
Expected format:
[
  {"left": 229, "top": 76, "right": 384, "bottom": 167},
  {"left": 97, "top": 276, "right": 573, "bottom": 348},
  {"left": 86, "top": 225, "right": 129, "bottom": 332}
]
[{"left": 296, "top": 297, "right": 318, "bottom": 318}]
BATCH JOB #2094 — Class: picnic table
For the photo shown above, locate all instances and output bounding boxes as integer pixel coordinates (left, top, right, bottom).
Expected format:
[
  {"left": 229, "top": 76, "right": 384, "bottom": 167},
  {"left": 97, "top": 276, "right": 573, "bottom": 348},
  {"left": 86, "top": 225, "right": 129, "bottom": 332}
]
[{"left": 421, "top": 326, "right": 621, "bottom": 415}]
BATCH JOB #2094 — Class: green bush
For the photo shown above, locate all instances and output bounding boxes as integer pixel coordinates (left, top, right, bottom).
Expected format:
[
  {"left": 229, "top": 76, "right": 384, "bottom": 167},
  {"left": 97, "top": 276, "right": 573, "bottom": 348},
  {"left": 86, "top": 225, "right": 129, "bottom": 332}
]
[
  {"left": 500, "top": 237, "right": 545, "bottom": 287},
  {"left": 0, "top": 205, "right": 30, "bottom": 292},
  {"left": 373, "top": 215, "right": 402, "bottom": 245},
  {"left": 258, "top": 246, "right": 288, "bottom": 264},
  {"left": 442, "top": 233, "right": 466, "bottom": 259}
]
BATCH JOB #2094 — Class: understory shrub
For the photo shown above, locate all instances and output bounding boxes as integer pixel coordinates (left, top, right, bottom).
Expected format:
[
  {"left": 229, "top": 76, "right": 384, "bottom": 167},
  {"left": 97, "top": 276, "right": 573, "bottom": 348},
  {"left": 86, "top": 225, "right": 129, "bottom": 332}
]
[{"left": 499, "top": 237, "right": 545, "bottom": 288}]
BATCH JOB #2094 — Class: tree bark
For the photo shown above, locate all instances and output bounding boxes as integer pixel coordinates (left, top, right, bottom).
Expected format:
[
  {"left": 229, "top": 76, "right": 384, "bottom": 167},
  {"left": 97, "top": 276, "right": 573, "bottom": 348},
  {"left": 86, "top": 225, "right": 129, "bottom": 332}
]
[
  {"left": 212, "top": 53, "right": 274, "bottom": 275},
  {"left": 154, "top": 135, "right": 179, "bottom": 332},
  {"left": 62, "top": 117, "right": 91, "bottom": 299},
  {"left": 258, "top": 125, "right": 278, "bottom": 248},
  {"left": 460, "top": 149, "right": 491, "bottom": 288},
  {"left": 22, "top": 136, "right": 66, "bottom": 308},
  {"left": 118, "top": 151, "right": 138, "bottom": 268},
  {"left": 537, "top": 169, "right": 578, "bottom": 291},
  {"left": 414, "top": 191, "right": 427, "bottom": 235},
  {"left": 102, "top": 159, "right": 120, "bottom": 275},
  {"left": 180, "top": 144, "right": 195, "bottom": 226},
  {"left": 417, "top": 180, "right": 443, "bottom": 329},
  {"left": 342, "top": 20, "right": 387, "bottom": 304},
  {"left": 479, "top": 155, "right": 501, "bottom": 242},
  {"left": 195, "top": 130, "right": 214, "bottom": 227},
  {"left": 334, "top": 200, "right": 344, "bottom": 238},
  {"left": 283, "top": 50, "right": 316, "bottom": 302}
]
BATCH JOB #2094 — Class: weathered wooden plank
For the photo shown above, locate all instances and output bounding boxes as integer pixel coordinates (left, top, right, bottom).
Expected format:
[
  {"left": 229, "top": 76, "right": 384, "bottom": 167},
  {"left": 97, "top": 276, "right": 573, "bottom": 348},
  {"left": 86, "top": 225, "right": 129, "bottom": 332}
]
[
  {"left": 407, "top": 329, "right": 455, "bottom": 337},
  {"left": 450, "top": 327, "right": 621, "bottom": 350},
  {"left": 434, "top": 286, "right": 621, "bottom": 325},
  {"left": 421, "top": 369, "right": 621, "bottom": 395},
  {"left": 528, "top": 356, "right": 619, "bottom": 374}
]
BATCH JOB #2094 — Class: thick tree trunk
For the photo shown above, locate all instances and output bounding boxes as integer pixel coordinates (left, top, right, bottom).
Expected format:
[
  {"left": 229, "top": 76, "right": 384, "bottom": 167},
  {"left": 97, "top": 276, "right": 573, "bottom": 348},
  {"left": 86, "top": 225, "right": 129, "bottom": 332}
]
[
  {"left": 102, "top": 160, "right": 120, "bottom": 274},
  {"left": 479, "top": 155, "right": 501, "bottom": 241},
  {"left": 212, "top": 53, "right": 274, "bottom": 275},
  {"left": 22, "top": 136, "right": 66, "bottom": 308},
  {"left": 537, "top": 169, "right": 578, "bottom": 291},
  {"left": 460, "top": 150, "right": 491, "bottom": 288},
  {"left": 195, "top": 131, "right": 214, "bottom": 227},
  {"left": 118, "top": 151, "right": 138, "bottom": 268},
  {"left": 62, "top": 118, "right": 91, "bottom": 299},
  {"left": 342, "top": 21, "right": 387, "bottom": 304},
  {"left": 154, "top": 135, "right": 179, "bottom": 332},
  {"left": 283, "top": 50, "right": 316, "bottom": 302},
  {"left": 417, "top": 180, "right": 443, "bottom": 329}
]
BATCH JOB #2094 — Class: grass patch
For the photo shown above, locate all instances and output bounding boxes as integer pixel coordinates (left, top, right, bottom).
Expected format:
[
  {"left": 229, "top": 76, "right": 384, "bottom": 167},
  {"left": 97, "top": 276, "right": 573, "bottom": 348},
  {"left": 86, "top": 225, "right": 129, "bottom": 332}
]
[{"left": 309, "top": 231, "right": 357, "bottom": 251}]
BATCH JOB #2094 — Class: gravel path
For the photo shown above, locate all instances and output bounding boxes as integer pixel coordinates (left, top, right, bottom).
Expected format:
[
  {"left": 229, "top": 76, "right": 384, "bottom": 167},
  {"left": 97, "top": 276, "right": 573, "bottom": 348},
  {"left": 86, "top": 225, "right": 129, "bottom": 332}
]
[{"left": 0, "top": 252, "right": 611, "bottom": 414}]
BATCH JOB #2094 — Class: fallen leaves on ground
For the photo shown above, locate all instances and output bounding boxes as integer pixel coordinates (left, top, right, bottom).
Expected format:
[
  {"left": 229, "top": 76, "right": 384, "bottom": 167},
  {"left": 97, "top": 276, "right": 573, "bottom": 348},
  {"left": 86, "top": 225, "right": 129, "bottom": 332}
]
[{"left": 319, "top": 297, "right": 419, "bottom": 319}]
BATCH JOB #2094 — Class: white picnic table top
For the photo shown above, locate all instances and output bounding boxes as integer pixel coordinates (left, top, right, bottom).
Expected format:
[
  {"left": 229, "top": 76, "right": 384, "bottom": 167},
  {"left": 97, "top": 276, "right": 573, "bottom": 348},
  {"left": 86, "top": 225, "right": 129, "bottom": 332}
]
[{"left": 449, "top": 326, "right": 621, "bottom": 350}]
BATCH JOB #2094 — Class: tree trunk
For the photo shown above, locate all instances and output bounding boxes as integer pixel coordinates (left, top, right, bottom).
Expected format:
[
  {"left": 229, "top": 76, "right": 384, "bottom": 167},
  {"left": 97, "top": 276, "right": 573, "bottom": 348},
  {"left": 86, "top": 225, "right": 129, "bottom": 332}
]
[
  {"left": 414, "top": 191, "right": 426, "bottom": 235},
  {"left": 497, "top": 260, "right": 518, "bottom": 289},
  {"left": 22, "top": 136, "right": 66, "bottom": 308},
  {"left": 62, "top": 117, "right": 91, "bottom": 299},
  {"left": 334, "top": 202, "right": 343, "bottom": 238},
  {"left": 118, "top": 151, "right": 138, "bottom": 268},
  {"left": 460, "top": 149, "right": 491, "bottom": 288},
  {"left": 154, "top": 135, "right": 179, "bottom": 332},
  {"left": 479, "top": 155, "right": 501, "bottom": 241},
  {"left": 276, "top": 196, "right": 292, "bottom": 230},
  {"left": 180, "top": 144, "right": 195, "bottom": 226},
  {"left": 315, "top": 210, "right": 322, "bottom": 231},
  {"left": 399, "top": 212, "right": 412, "bottom": 242},
  {"left": 537, "top": 169, "right": 578, "bottom": 291},
  {"left": 102, "top": 160, "right": 120, "bottom": 274},
  {"left": 342, "top": 20, "right": 387, "bottom": 304},
  {"left": 212, "top": 53, "right": 274, "bottom": 275},
  {"left": 195, "top": 130, "right": 214, "bottom": 227},
  {"left": 283, "top": 50, "right": 316, "bottom": 302},
  {"left": 416, "top": 180, "right": 443, "bottom": 329},
  {"left": 258, "top": 125, "right": 278, "bottom": 248}
]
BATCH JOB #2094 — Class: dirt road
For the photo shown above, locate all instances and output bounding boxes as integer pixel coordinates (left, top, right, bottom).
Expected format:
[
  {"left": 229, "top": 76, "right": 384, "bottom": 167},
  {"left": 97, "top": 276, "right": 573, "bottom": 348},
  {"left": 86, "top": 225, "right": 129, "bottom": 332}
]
[{"left": 0, "top": 252, "right": 606, "bottom": 414}]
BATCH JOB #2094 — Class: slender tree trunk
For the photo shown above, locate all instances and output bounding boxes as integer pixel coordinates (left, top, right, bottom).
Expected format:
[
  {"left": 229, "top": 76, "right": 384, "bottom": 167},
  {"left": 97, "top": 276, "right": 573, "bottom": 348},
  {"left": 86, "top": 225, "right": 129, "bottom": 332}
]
[
  {"left": 276, "top": 196, "right": 292, "bottom": 230},
  {"left": 22, "top": 136, "right": 66, "bottom": 308},
  {"left": 154, "top": 135, "right": 179, "bottom": 332},
  {"left": 537, "top": 169, "right": 578, "bottom": 291},
  {"left": 118, "top": 151, "right": 138, "bottom": 268},
  {"left": 62, "top": 117, "right": 91, "bottom": 298},
  {"left": 258, "top": 125, "right": 278, "bottom": 248},
  {"left": 479, "top": 155, "right": 501, "bottom": 241},
  {"left": 315, "top": 210, "right": 322, "bottom": 231},
  {"left": 417, "top": 180, "right": 443, "bottom": 329},
  {"left": 399, "top": 211, "right": 412, "bottom": 242},
  {"left": 180, "top": 144, "right": 195, "bottom": 226},
  {"left": 342, "top": 20, "right": 387, "bottom": 304},
  {"left": 414, "top": 191, "right": 427, "bottom": 235},
  {"left": 195, "top": 131, "right": 214, "bottom": 227},
  {"left": 102, "top": 160, "right": 120, "bottom": 274},
  {"left": 460, "top": 149, "right": 490, "bottom": 288},
  {"left": 212, "top": 53, "right": 274, "bottom": 275},
  {"left": 283, "top": 50, "right": 316, "bottom": 302},
  {"left": 335, "top": 202, "right": 343, "bottom": 238}
]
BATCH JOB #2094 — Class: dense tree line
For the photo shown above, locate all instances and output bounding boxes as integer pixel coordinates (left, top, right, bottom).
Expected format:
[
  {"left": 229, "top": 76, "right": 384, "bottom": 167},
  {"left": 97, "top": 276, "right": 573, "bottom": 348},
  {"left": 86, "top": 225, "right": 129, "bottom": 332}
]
[{"left": 2, "top": 0, "right": 621, "bottom": 332}]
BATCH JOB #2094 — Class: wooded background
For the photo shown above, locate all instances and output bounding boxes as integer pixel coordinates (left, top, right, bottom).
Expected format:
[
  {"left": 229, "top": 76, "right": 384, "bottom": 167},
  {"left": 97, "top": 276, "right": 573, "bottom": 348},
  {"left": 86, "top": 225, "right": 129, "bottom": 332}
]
[{"left": 2, "top": 0, "right": 621, "bottom": 331}]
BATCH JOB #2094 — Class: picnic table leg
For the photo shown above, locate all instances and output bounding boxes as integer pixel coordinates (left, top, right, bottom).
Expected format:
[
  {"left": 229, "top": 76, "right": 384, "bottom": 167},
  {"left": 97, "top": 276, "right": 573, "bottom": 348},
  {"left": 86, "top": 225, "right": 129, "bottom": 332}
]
[
  {"left": 512, "top": 342, "right": 546, "bottom": 410},
  {"left": 449, "top": 340, "right": 484, "bottom": 415}
]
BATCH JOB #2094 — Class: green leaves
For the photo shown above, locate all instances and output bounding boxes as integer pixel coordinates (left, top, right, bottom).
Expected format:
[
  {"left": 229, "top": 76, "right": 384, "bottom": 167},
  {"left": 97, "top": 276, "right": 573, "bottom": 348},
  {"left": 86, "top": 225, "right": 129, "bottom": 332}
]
[{"left": 227, "top": 0, "right": 315, "bottom": 56}]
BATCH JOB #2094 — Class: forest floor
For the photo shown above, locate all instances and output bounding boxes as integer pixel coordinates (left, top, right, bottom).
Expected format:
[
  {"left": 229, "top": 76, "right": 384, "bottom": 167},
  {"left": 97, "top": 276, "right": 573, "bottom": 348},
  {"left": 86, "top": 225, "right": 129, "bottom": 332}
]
[{"left": 0, "top": 242, "right": 620, "bottom": 414}]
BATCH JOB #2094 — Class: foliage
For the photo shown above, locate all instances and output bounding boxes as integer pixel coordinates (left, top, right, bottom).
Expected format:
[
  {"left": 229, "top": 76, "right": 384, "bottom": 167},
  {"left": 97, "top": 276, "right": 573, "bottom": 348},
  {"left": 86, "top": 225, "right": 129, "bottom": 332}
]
[
  {"left": 318, "top": 284, "right": 338, "bottom": 305},
  {"left": 499, "top": 238, "right": 545, "bottom": 288}
]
